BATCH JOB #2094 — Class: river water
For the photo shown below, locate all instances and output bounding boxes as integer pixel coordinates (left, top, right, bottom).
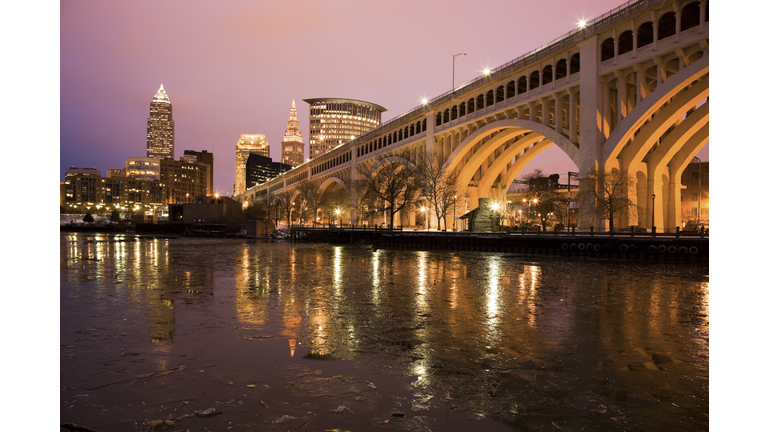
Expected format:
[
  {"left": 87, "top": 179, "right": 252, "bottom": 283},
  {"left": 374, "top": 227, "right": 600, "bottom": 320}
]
[{"left": 60, "top": 233, "right": 709, "bottom": 431}]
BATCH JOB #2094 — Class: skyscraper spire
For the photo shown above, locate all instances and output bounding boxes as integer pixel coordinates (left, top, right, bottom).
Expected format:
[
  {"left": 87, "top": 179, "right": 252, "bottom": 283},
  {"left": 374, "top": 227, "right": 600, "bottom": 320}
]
[
  {"left": 281, "top": 100, "right": 304, "bottom": 168},
  {"left": 147, "top": 83, "right": 175, "bottom": 159}
]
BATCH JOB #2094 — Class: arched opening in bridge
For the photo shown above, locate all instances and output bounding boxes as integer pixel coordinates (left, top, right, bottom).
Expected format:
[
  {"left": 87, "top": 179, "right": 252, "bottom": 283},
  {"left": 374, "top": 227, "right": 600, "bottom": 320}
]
[
  {"left": 543, "top": 65, "right": 553, "bottom": 85},
  {"left": 468, "top": 98, "right": 475, "bottom": 114},
  {"left": 518, "top": 76, "right": 527, "bottom": 95},
  {"left": 681, "top": 1, "right": 700, "bottom": 31},
  {"left": 637, "top": 21, "right": 653, "bottom": 48},
  {"left": 601, "top": 38, "right": 615, "bottom": 61},
  {"left": 618, "top": 31, "right": 633, "bottom": 56},
  {"left": 496, "top": 86, "right": 504, "bottom": 103},
  {"left": 555, "top": 59, "right": 567, "bottom": 80},
  {"left": 658, "top": 12, "right": 676, "bottom": 40},
  {"left": 319, "top": 182, "right": 350, "bottom": 226},
  {"left": 529, "top": 71, "right": 540, "bottom": 90},
  {"left": 570, "top": 53, "right": 580, "bottom": 74},
  {"left": 507, "top": 81, "right": 515, "bottom": 98}
]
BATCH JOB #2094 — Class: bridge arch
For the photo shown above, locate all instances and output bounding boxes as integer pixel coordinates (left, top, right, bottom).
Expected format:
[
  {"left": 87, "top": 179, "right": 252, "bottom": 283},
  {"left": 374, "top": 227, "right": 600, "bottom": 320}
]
[
  {"left": 601, "top": 54, "right": 709, "bottom": 170},
  {"left": 318, "top": 176, "right": 349, "bottom": 196}
]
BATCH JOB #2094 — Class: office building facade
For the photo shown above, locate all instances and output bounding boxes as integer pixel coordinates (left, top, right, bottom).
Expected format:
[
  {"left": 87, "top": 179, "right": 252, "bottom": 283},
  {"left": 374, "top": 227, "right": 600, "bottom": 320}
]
[
  {"left": 245, "top": 154, "right": 291, "bottom": 189},
  {"left": 146, "top": 84, "right": 175, "bottom": 160},
  {"left": 303, "top": 98, "right": 386, "bottom": 160},
  {"left": 183, "top": 149, "right": 214, "bottom": 195},
  {"left": 235, "top": 134, "right": 269, "bottom": 195},
  {"left": 159, "top": 159, "right": 210, "bottom": 204}
]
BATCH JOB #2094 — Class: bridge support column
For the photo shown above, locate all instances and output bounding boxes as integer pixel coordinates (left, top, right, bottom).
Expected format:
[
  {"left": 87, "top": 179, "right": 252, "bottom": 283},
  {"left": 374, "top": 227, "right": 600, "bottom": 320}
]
[
  {"left": 555, "top": 93, "right": 564, "bottom": 133},
  {"left": 575, "top": 36, "right": 605, "bottom": 230},
  {"left": 615, "top": 70, "right": 627, "bottom": 123},
  {"left": 425, "top": 111, "right": 435, "bottom": 156},
  {"left": 568, "top": 87, "right": 579, "bottom": 143},
  {"left": 667, "top": 181, "right": 683, "bottom": 230}
]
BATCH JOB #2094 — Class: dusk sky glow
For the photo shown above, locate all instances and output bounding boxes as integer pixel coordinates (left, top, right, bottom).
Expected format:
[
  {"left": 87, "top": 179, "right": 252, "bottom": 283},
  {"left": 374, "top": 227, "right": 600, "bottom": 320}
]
[{"left": 60, "top": 0, "right": 708, "bottom": 195}]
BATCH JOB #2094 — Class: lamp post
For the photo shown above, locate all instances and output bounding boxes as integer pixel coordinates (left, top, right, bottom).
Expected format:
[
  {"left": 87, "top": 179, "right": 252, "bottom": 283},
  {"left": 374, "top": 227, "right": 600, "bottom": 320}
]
[
  {"left": 453, "top": 195, "right": 457, "bottom": 231},
  {"left": 566, "top": 198, "right": 571, "bottom": 232},
  {"left": 335, "top": 208, "right": 342, "bottom": 226},
  {"left": 651, "top": 193, "right": 656, "bottom": 235},
  {"left": 453, "top": 53, "right": 467, "bottom": 92}
]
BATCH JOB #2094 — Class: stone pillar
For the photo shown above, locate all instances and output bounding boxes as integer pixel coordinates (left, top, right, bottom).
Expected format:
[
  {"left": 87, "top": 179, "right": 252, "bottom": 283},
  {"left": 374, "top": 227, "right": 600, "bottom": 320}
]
[
  {"left": 600, "top": 76, "right": 612, "bottom": 138},
  {"left": 555, "top": 93, "right": 564, "bottom": 133},
  {"left": 632, "top": 19, "right": 638, "bottom": 58},
  {"left": 616, "top": 71, "right": 628, "bottom": 123},
  {"left": 700, "top": 0, "right": 708, "bottom": 33},
  {"left": 425, "top": 111, "right": 435, "bottom": 156},
  {"left": 668, "top": 181, "right": 682, "bottom": 230},
  {"left": 540, "top": 98, "right": 548, "bottom": 126},
  {"left": 633, "top": 63, "right": 647, "bottom": 103},
  {"left": 653, "top": 56, "right": 666, "bottom": 85},
  {"left": 538, "top": 64, "right": 544, "bottom": 92},
  {"left": 528, "top": 102, "right": 537, "bottom": 122},
  {"left": 575, "top": 36, "right": 603, "bottom": 229},
  {"left": 568, "top": 86, "right": 579, "bottom": 143}
]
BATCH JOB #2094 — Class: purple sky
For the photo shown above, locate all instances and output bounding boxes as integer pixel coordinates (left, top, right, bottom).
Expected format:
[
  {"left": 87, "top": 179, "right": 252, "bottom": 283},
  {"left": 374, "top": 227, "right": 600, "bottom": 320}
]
[{"left": 60, "top": 0, "right": 707, "bottom": 195}]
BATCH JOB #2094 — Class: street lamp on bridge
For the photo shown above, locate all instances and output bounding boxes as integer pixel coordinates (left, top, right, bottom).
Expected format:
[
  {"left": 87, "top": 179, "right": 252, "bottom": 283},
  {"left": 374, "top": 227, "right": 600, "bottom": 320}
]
[{"left": 453, "top": 53, "right": 467, "bottom": 92}]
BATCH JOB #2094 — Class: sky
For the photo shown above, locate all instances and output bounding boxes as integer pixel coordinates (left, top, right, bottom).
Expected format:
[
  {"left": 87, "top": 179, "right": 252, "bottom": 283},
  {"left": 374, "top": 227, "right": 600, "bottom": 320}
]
[{"left": 59, "top": 0, "right": 707, "bottom": 196}]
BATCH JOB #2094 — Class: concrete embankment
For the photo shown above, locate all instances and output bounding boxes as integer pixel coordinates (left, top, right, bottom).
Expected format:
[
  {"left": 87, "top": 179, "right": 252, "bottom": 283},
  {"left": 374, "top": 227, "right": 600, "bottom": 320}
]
[{"left": 290, "top": 228, "right": 708, "bottom": 262}]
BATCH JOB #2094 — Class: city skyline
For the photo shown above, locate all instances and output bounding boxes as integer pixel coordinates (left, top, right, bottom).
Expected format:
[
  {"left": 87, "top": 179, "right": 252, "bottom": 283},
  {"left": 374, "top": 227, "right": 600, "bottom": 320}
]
[{"left": 60, "top": 0, "right": 708, "bottom": 196}]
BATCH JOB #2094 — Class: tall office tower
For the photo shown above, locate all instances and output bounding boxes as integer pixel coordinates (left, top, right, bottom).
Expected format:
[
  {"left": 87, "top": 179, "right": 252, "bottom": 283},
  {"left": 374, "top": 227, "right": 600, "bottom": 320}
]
[
  {"left": 183, "top": 149, "right": 214, "bottom": 195},
  {"left": 281, "top": 100, "right": 304, "bottom": 168},
  {"left": 235, "top": 134, "right": 269, "bottom": 195},
  {"left": 304, "top": 98, "right": 386, "bottom": 160},
  {"left": 146, "top": 84, "right": 175, "bottom": 160}
]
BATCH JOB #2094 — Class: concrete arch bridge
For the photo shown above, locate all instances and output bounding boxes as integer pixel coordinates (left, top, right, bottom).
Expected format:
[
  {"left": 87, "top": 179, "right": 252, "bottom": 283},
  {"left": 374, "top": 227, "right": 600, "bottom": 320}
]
[{"left": 241, "top": 0, "right": 709, "bottom": 232}]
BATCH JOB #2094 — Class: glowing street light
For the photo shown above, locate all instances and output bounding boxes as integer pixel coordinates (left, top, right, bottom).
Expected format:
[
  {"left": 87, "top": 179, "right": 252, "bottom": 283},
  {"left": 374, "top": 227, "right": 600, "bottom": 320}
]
[
  {"left": 421, "top": 97, "right": 429, "bottom": 105},
  {"left": 483, "top": 68, "right": 491, "bottom": 76},
  {"left": 578, "top": 19, "right": 587, "bottom": 29}
]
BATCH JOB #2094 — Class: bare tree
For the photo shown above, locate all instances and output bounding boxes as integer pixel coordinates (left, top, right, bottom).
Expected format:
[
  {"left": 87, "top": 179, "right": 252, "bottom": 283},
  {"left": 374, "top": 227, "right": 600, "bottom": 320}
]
[
  {"left": 357, "top": 150, "right": 419, "bottom": 228},
  {"left": 256, "top": 189, "right": 280, "bottom": 225},
  {"left": 296, "top": 180, "right": 321, "bottom": 226},
  {"left": 276, "top": 191, "right": 293, "bottom": 226},
  {"left": 577, "top": 167, "right": 635, "bottom": 232},
  {"left": 414, "top": 151, "right": 460, "bottom": 230}
]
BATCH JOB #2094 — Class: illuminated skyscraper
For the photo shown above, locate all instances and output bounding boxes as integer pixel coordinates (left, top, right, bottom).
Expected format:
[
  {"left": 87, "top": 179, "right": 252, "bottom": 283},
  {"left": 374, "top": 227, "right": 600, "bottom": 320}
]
[
  {"left": 235, "top": 134, "right": 269, "bottom": 195},
  {"left": 281, "top": 100, "right": 304, "bottom": 168},
  {"left": 146, "top": 84, "right": 175, "bottom": 160},
  {"left": 304, "top": 98, "right": 386, "bottom": 160}
]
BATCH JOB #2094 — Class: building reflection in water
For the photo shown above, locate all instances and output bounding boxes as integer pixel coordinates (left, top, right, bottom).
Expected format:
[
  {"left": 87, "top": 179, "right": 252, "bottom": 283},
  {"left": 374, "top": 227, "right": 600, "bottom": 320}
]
[{"left": 63, "top": 236, "right": 709, "bottom": 410}]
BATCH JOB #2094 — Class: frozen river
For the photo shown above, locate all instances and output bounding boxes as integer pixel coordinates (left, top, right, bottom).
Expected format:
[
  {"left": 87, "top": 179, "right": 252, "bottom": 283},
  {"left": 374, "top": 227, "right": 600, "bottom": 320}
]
[{"left": 60, "top": 233, "right": 709, "bottom": 431}]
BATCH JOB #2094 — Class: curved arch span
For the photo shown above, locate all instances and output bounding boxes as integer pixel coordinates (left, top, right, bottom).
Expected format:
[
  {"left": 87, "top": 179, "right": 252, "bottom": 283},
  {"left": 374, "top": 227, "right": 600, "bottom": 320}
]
[
  {"left": 318, "top": 176, "right": 349, "bottom": 195},
  {"left": 601, "top": 54, "right": 709, "bottom": 168},
  {"left": 474, "top": 134, "right": 551, "bottom": 192},
  {"left": 444, "top": 118, "right": 580, "bottom": 177}
]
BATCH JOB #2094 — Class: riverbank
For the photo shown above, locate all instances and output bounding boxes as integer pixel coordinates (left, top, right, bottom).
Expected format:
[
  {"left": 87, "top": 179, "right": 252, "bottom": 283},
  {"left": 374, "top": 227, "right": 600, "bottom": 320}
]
[{"left": 289, "top": 227, "right": 709, "bottom": 262}]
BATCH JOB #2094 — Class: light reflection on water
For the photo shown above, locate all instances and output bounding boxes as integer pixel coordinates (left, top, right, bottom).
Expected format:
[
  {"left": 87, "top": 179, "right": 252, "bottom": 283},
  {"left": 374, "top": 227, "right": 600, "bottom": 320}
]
[{"left": 61, "top": 234, "right": 709, "bottom": 427}]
